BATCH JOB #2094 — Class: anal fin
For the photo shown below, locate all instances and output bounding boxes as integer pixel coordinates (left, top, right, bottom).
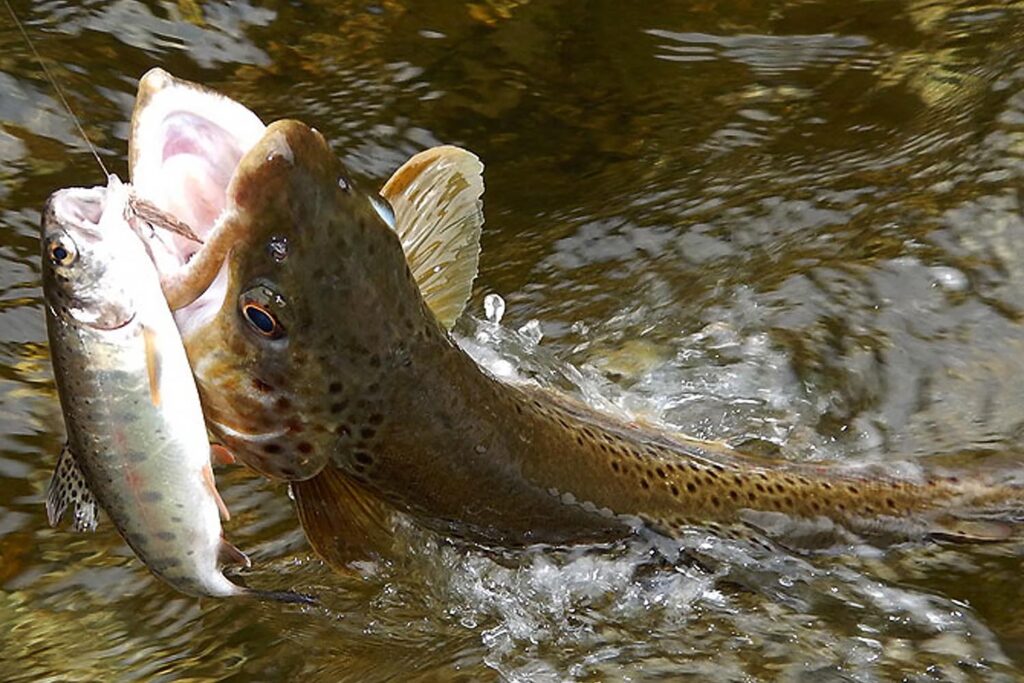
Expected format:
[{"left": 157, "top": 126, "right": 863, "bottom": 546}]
[
  {"left": 218, "top": 539, "right": 252, "bottom": 568},
  {"left": 46, "top": 443, "right": 99, "bottom": 532},
  {"left": 291, "top": 466, "right": 396, "bottom": 572}
]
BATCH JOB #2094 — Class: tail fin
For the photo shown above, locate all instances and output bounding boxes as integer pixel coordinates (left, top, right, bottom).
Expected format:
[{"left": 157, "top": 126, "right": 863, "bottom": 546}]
[{"left": 291, "top": 466, "right": 396, "bottom": 572}]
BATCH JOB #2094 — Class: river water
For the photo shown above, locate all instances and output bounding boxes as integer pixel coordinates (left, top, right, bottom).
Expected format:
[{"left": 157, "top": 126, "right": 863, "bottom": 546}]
[{"left": 3, "top": 0, "right": 1024, "bottom": 680}]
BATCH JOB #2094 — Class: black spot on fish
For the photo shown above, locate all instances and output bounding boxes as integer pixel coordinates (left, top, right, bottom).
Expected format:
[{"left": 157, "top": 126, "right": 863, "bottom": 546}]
[
  {"left": 127, "top": 533, "right": 149, "bottom": 548},
  {"left": 297, "top": 442, "right": 313, "bottom": 454},
  {"left": 328, "top": 381, "right": 343, "bottom": 394},
  {"left": 354, "top": 451, "right": 373, "bottom": 466},
  {"left": 264, "top": 443, "right": 282, "bottom": 455},
  {"left": 141, "top": 491, "right": 163, "bottom": 503},
  {"left": 360, "top": 427, "right": 375, "bottom": 439},
  {"left": 156, "top": 531, "right": 176, "bottom": 541},
  {"left": 155, "top": 557, "right": 182, "bottom": 570},
  {"left": 252, "top": 378, "right": 274, "bottom": 393}
]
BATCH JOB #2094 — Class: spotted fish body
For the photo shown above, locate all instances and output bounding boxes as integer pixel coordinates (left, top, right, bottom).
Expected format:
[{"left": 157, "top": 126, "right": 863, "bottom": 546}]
[
  {"left": 42, "top": 177, "right": 257, "bottom": 599},
  {"left": 128, "top": 74, "right": 1024, "bottom": 571}
]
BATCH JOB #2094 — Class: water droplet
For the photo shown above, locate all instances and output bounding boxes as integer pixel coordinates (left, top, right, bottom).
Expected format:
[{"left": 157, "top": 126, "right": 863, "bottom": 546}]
[
  {"left": 484, "top": 293, "right": 505, "bottom": 323},
  {"left": 268, "top": 235, "right": 289, "bottom": 262},
  {"left": 518, "top": 319, "right": 543, "bottom": 346}
]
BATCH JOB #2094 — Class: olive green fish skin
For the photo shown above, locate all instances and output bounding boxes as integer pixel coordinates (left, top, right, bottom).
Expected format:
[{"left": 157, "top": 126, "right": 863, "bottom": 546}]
[
  {"left": 42, "top": 180, "right": 246, "bottom": 598},
  {"left": 188, "top": 120, "right": 1021, "bottom": 551}
]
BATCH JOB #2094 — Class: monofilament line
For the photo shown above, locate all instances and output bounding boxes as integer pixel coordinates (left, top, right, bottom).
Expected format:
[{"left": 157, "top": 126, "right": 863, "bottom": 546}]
[{"left": 3, "top": 0, "right": 110, "bottom": 177}]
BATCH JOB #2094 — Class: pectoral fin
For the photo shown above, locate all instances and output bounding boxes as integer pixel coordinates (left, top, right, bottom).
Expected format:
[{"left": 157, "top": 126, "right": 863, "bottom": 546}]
[
  {"left": 46, "top": 443, "right": 99, "bottom": 532},
  {"left": 291, "top": 466, "right": 396, "bottom": 572},
  {"left": 381, "top": 145, "right": 485, "bottom": 330},
  {"left": 142, "top": 324, "right": 162, "bottom": 407}
]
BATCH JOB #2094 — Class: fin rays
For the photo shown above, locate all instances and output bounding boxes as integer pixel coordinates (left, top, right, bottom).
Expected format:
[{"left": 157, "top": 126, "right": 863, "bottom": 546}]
[{"left": 382, "top": 145, "right": 485, "bottom": 330}]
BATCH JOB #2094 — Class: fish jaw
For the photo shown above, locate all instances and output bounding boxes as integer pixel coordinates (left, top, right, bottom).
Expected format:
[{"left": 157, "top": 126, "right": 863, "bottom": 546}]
[
  {"left": 130, "top": 68, "right": 266, "bottom": 265},
  {"left": 126, "top": 73, "right": 337, "bottom": 480}
]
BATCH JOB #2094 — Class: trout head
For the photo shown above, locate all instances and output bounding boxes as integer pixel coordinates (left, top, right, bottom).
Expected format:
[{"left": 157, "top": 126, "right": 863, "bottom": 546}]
[
  {"left": 188, "top": 121, "right": 434, "bottom": 481},
  {"left": 130, "top": 70, "right": 484, "bottom": 483},
  {"left": 41, "top": 179, "right": 138, "bottom": 332}
]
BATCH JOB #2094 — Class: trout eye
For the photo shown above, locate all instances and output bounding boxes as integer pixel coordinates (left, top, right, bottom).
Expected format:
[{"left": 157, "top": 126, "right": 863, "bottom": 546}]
[
  {"left": 242, "top": 303, "right": 284, "bottom": 338},
  {"left": 45, "top": 234, "right": 77, "bottom": 267},
  {"left": 239, "top": 284, "right": 288, "bottom": 340}
]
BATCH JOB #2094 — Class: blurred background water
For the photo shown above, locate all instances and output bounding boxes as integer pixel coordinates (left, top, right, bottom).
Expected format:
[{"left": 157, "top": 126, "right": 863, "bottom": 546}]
[{"left": 3, "top": 0, "right": 1024, "bottom": 680}]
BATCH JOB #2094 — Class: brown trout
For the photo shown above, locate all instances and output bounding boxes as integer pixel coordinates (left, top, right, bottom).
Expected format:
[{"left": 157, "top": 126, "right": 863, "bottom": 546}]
[
  {"left": 129, "top": 72, "right": 1024, "bottom": 571},
  {"left": 42, "top": 175, "right": 311, "bottom": 602}
]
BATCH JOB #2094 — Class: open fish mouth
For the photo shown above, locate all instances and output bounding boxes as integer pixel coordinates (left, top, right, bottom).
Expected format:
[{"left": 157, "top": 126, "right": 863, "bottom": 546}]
[
  {"left": 43, "top": 182, "right": 141, "bottom": 331},
  {"left": 128, "top": 68, "right": 267, "bottom": 333}
]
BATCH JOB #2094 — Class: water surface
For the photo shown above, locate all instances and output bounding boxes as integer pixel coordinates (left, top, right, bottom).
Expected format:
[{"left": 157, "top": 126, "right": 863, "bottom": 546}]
[{"left": 3, "top": 0, "right": 1024, "bottom": 680}]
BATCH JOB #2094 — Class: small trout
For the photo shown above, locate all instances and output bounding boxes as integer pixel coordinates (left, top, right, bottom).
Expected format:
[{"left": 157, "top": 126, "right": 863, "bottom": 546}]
[
  {"left": 41, "top": 175, "right": 311, "bottom": 602},
  {"left": 129, "top": 72, "right": 1024, "bottom": 570}
]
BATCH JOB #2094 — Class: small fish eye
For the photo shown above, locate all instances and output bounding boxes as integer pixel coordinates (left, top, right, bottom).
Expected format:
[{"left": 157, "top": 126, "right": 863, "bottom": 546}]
[
  {"left": 46, "top": 236, "right": 77, "bottom": 267},
  {"left": 242, "top": 303, "right": 284, "bottom": 339}
]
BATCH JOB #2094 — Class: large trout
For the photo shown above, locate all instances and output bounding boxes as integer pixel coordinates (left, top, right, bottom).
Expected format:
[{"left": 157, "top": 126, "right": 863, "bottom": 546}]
[{"left": 130, "top": 70, "right": 1023, "bottom": 570}]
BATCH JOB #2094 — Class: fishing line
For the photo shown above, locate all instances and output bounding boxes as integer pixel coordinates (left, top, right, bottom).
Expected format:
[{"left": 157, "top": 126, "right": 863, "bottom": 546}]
[{"left": 3, "top": 0, "right": 110, "bottom": 176}]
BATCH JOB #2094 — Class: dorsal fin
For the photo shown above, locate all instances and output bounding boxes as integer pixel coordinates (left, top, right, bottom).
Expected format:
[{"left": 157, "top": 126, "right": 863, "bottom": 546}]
[{"left": 380, "top": 145, "right": 485, "bottom": 330}]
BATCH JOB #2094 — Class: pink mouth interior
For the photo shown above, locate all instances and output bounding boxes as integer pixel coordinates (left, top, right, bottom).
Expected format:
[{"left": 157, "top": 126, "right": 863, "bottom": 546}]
[
  {"left": 154, "top": 112, "right": 248, "bottom": 263},
  {"left": 131, "top": 81, "right": 266, "bottom": 331}
]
